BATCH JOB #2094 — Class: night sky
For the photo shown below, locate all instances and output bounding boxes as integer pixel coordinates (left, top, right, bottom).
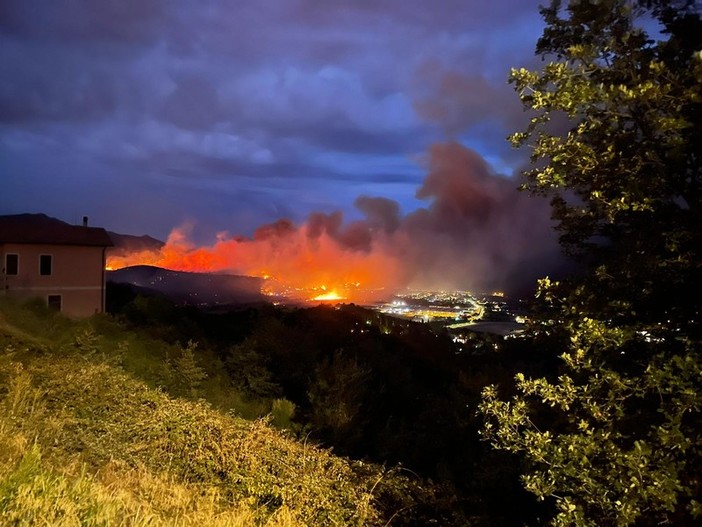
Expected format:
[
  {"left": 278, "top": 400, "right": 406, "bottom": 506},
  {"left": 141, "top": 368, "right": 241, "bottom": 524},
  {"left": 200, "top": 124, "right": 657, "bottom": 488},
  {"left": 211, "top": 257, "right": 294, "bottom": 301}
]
[{"left": 1, "top": 1, "right": 563, "bottom": 294}]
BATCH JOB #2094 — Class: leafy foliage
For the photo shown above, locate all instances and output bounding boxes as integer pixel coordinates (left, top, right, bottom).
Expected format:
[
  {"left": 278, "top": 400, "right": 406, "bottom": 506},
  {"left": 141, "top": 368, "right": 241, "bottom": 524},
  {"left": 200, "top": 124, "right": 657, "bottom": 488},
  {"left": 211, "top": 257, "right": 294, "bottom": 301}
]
[
  {"left": 481, "top": 1, "right": 702, "bottom": 525},
  {"left": 307, "top": 351, "right": 370, "bottom": 443},
  {"left": 223, "top": 341, "right": 282, "bottom": 400},
  {"left": 270, "top": 398, "right": 297, "bottom": 431}
]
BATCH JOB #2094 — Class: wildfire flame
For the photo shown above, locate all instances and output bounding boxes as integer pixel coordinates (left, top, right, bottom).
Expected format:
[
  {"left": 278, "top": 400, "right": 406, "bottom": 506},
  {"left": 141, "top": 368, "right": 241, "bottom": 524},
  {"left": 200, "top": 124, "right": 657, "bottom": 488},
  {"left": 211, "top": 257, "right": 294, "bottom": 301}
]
[
  {"left": 107, "top": 223, "right": 403, "bottom": 303},
  {"left": 311, "top": 290, "right": 345, "bottom": 302}
]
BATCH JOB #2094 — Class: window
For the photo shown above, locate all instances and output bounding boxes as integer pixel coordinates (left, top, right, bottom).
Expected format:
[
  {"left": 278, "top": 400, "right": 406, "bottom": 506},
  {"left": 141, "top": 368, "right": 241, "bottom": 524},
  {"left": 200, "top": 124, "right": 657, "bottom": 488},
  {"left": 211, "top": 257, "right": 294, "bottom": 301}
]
[
  {"left": 47, "top": 295, "right": 62, "bottom": 312},
  {"left": 5, "top": 254, "right": 18, "bottom": 275},
  {"left": 40, "top": 254, "right": 52, "bottom": 276}
]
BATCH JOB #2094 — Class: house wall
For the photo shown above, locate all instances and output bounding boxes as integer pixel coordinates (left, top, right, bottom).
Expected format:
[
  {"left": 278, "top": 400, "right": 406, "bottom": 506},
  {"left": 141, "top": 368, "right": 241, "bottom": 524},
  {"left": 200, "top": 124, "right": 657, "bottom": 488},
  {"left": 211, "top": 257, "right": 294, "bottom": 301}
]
[{"left": 1, "top": 243, "right": 107, "bottom": 317}]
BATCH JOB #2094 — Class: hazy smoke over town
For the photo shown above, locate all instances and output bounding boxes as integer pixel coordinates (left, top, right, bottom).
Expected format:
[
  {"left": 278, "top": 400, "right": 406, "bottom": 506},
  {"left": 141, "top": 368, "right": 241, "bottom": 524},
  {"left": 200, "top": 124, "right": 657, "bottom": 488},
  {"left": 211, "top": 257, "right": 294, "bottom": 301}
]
[{"left": 109, "top": 142, "right": 560, "bottom": 300}]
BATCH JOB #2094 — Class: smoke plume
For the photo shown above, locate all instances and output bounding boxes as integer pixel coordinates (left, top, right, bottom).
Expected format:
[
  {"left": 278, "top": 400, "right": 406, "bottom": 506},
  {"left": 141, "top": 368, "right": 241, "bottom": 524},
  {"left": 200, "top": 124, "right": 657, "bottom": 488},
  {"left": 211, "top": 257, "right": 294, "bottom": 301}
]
[{"left": 108, "top": 142, "right": 560, "bottom": 300}]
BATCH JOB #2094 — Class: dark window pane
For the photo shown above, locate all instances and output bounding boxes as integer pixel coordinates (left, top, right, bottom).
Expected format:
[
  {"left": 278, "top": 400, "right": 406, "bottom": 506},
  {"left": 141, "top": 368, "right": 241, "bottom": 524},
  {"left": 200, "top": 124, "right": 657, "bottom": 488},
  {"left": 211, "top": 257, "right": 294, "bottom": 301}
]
[
  {"left": 5, "top": 254, "right": 18, "bottom": 275},
  {"left": 40, "top": 255, "right": 52, "bottom": 276},
  {"left": 47, "top": 295, "right": 61, "bottom": 311}
]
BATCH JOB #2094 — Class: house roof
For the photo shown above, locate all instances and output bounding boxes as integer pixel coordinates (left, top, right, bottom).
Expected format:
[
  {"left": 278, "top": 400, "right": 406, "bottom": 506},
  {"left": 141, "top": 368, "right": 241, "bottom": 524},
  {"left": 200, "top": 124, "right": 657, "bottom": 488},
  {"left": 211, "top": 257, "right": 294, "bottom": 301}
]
[{"left": 0, "top": 214, "right": 113, "bottom": 247}]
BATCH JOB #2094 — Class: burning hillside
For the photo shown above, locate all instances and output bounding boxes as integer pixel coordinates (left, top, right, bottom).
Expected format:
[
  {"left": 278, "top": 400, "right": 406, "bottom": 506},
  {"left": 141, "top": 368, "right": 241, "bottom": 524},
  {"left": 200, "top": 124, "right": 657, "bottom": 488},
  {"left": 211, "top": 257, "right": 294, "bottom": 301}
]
[
  {"left": 107, "top": 143, "right": 562, "bottom": 302},
  {"left": 107, "top": 222, "right": 401, "bottom": 303}
]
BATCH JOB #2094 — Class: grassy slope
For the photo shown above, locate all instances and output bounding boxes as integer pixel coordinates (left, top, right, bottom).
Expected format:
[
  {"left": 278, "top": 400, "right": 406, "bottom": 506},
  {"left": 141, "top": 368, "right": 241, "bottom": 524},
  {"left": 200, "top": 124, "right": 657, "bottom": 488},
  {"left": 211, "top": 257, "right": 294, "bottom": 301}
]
[{"left": 0, "top": 300, "right": 427, "bottom": 526}]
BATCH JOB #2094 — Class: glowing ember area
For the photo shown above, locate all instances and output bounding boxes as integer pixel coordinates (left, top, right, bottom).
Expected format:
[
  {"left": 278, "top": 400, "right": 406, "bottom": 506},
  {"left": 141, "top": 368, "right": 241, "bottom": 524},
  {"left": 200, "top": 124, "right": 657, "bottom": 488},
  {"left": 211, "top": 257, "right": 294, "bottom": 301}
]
[{"left": 311, "top": 290, "right": 345, "bottom": 302}]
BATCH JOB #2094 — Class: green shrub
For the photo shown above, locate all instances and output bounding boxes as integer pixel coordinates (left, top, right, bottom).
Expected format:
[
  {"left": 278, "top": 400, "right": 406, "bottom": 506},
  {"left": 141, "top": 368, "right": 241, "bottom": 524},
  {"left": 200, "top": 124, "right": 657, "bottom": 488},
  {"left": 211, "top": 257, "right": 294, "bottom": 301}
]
[
  {"left": 270, "top": 398, "right": 296, "bottom": 431},
  {"left": 170, "top": 340, "right": 208, "bottom": 397}
]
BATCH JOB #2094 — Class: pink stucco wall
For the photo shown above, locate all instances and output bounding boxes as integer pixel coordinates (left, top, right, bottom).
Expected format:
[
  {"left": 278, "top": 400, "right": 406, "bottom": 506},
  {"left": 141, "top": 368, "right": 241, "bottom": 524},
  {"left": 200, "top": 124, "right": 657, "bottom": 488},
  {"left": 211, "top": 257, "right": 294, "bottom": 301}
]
[{"left": 1, "top": 243, "right": 107, "bottom": 317}]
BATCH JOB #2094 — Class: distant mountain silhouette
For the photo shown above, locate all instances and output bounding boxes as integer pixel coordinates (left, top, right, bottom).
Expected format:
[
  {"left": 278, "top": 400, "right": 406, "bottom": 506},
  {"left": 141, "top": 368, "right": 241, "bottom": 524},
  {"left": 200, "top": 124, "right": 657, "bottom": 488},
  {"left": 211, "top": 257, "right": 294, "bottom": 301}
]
[
  {"left": 108, "top": 265, "right": 264, "bottom": 307},
  {"left": 107, "top": 232, "right": 164, "bottom": 257}
]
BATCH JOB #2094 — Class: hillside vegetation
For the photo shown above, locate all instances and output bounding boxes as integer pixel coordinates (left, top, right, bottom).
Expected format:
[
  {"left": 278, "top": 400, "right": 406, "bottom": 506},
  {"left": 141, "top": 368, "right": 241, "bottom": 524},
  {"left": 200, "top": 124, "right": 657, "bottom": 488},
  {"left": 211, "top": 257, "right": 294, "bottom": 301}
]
[
  {"left": 0, "top": 299, "right": 448, "bottom": 526},
  {"left": 106, "top": 285, "right": 555, "bottom": 526}
]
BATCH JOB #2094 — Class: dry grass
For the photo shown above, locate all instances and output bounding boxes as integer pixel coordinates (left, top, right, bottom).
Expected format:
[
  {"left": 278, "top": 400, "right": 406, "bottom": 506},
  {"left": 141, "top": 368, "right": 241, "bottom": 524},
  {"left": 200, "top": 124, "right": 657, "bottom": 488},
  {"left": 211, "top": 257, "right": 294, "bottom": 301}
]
[{"left": 0, "top": 301, "right": 406, "bottom": 526}]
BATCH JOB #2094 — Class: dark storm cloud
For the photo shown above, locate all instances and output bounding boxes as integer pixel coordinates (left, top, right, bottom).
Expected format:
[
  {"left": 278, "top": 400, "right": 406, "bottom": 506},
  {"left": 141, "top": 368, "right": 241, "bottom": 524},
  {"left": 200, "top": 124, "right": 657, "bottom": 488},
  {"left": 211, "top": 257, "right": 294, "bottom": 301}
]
[
  {"left": 1, "top": 0, "right": 557, "bottom": 290},
  {"left": 286, "top": 0, "right": 538, "bottom": 33},
  {"left": 157, "top": 76, "right": 222, "bottom": 130},
  {"left": 0, "top": 39, "right": 117, "bottom": 123},
  {"left": 0, "top": 0, "right": 170, "bottom": 44}
]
